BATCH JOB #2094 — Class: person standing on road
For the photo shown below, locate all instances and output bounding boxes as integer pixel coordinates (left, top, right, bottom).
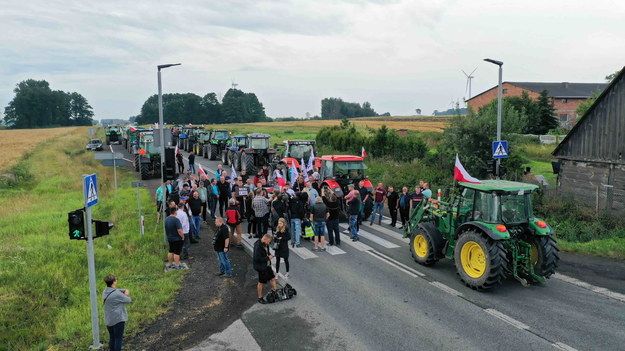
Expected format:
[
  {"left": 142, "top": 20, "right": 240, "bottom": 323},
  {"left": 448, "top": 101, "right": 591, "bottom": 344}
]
[
  {"left": 209, "top": 178, "right": 219, "bottom": 219},
  {"left": 215, "top": 164, "right": 224, "bottom": 180},
  {"left": 226, "top": 198, "right": 243, "bottom": 248},
  {"left": 176, "top": 202, "right": 193, "bottom": 261},
  {"left": 289, "top": 192, "right": 305, "bottom": 247},
  {"left": 357, "top": 180, "right": 370, "bottom": 226},
  {"left": 213, "top": 217, "right": 233, "bottom": 278},
  {"left": 165, "top": 207, "right": 185, "bottom": 269},
  {"left": 252, "top": 188, "right": 270, "bottom": 237},
  {"left": 103, "top": 274, "right": 132, "bottom": 351},
  {"left": 217, "top": 175, "right": 230, "bottom": 217},
  {"left": 188, "top": 151, "right": 196, "bottom": 174},
  {"left": 399, "top": 187, "right": 411, "bottom": 229},
  {"left": 274, "top": 218, "right": 291, "bottom": 276},
  {"left": 422, "top": 183, "right": 433, "bottom": 198},
  {"left": 176, "top": 151, "right": 184, "bottom": 175},
  {"left": 246, "top": 191, "right": 257, "bottom": 239},
  {"left": 187, "top": 191, "right": 204, "bottom": 241},
  {"left": 410, "top": 186, "right": 424, "bottom": 214},
  {"left": 254, "top": 233, "right": 278, "bottom": 304},
  {"left": 310, "top": 196, "right": 328, "bottom": 251},
  {"left": 324, "top": 190, "right": 341, "bottom": 246},
  {"left": 154, "top": 180, "right": 171, "bottom": 223},
  {"left": 386, "top": 186, "right": 399, "bottom": 228},
  {"left": 197, "top": 180, "right": 208, "bottom": 223},
  {"left": 346, "top": 185, "right": 361, "bottom": 242},
  {"left": 370, "top": 182, "right": 387, "bottom": 226}
]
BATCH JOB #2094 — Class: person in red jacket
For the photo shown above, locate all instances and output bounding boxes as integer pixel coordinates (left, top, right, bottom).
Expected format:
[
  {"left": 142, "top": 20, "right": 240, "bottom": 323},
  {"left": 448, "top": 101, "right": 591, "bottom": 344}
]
[{"left": 225, "top": 198, "right": 243, "bottom": 248}]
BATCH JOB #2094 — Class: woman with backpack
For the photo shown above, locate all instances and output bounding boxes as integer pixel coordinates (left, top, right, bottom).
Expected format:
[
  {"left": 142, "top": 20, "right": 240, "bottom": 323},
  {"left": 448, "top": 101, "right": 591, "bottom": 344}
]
[
  {"left": 225, "top": 198, "right": 243, "bottom": 248},
  {"left": 273, "top": 218, "right": 291, "bottom": 277}
]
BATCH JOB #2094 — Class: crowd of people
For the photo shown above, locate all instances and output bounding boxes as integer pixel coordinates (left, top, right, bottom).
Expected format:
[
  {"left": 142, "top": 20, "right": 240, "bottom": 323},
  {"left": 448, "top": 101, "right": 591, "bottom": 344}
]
[{"left": 156, "top": 156, "right": 434, "bottom": 303}]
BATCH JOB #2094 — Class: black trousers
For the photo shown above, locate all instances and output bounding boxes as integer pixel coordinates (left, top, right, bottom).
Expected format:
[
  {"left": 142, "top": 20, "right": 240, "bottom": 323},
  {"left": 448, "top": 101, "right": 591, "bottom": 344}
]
[
  {"left": 400, "top": 206, "right": 410, "bottom": 226},
  {"left": 248, "top": 216, "right": 257, "bottom": 236},
  {"left": 275, "top": 254, "right": 289, "bottom": 274},
  {"left": 219, "top": 197, "right": 228, "bottom": 217},
  {"left": 107, "top": 321, "right": 125, "bottom": 351},
  {"left": 388, "top": 206, "right": 398, "bottom": 226}
]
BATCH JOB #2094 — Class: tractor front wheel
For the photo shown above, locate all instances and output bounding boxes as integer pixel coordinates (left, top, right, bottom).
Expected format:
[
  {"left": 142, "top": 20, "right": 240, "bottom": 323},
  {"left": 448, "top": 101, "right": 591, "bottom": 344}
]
[
  {"left": 210, "top": 144, "right": 218, "bottom": 160},
  {"left": 530, "top": 236, "right": 559, "bottom": 279},
  {"left": 140, "top": 163, "right": 150, "bottom": 180},
  {"left": 221, "top": 151, "right": 229, "bottom": 165},
  {"left": 454, "top": 230, "right": 508, "bottom": 290},
  {"left": 134, "top": 154, "right": 140, "bottom": 172},
  {"left": 410, "top": 222, "right": 444, "bottom": 266},
  {"left": 242, "top": 153, "right": 255, "bottom": 174}
]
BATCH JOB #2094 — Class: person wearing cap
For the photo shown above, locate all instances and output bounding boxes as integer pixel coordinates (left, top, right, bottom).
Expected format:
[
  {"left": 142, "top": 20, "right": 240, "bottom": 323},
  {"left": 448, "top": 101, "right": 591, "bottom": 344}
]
[
  {"left": 346, "top": 184, "right": 361, "bottom": 241},
  {"left": 180, "top": 183, "right": 191, "bottom": 200}
]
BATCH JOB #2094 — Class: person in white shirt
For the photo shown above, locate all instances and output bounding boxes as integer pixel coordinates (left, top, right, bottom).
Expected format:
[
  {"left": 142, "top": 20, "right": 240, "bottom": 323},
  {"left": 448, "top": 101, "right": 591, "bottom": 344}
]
[{"left": 176, "top": 202, "right": 192, "bottom": 261}]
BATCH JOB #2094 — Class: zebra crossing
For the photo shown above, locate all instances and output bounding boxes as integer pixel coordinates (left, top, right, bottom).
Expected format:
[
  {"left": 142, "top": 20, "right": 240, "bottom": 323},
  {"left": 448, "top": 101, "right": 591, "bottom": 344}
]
[{"left": 237, "top": 221, "right": 408, "bottom": 261}]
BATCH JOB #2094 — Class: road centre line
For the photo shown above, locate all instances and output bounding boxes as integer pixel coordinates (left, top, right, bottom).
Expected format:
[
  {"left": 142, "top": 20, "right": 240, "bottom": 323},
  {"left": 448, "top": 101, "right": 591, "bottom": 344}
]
[
  {"left": 362, "top": 222, "right": 410, "bottom": 244},
  {"left": 429, "top": 281, "right": 463, "bottom": 297},
  {"left": 366, "top": 249, "right": 425, "bottom": 277},
  {"left": 483, "top": 308, "right": 530, "bottom": 330},
  {"left": 553, "top": 273, "right": 625, "bottom": 304},
  {"left": 366, "top": 251, "right": 421, "bottom": 279},
  {"left": 553, "top": 342, "right": 579, "bottom": 351}
]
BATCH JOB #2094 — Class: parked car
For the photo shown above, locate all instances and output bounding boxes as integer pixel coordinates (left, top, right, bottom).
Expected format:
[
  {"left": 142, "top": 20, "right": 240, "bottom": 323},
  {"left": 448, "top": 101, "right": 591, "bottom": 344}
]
[{"left": 86, "top": 139, "right": 104, "bottom": 151}]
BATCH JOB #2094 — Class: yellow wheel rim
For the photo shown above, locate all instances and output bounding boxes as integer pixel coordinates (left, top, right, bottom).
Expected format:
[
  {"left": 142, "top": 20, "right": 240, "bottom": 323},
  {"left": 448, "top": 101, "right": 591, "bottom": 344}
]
[
  {"left": 530, "top": 243, "right": 539, "bottom": 266},
  {"left": 414, "top": 235, "right": 428, "bottom": 258},
  {"left": 460, "top": 241, "right": 486, "bottom": 278}
]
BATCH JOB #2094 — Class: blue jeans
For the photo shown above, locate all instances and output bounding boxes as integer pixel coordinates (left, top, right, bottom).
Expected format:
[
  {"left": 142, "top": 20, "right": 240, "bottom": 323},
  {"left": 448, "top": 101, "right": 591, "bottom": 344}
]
[
  {"left": 182, "top": 233, "right": 190, "bottom": 259},
  {"left": 290, "top": 218, "right": 302, "bottom": 245},
  {"left": 326, "top": 218, "right": 340, "bottom": 245},
  {"left": 370, "top": 202, "right": 384, "bottom": 224},
  {"left": 349, "top": 215, "right": 359, "bottom": 239},
  {"left": 107, "top": 321, "right": 125, "bottom": 351},
  {"left": 217, "top": 251, "right": 233, "bottom": 274},
  {"left": 313, "top": 221, "right": 326, "bottom": 237},
  {"left": 191, "top": 215, "right": 202, "bottom": 237},
  {"left": 189, "top": 163, "right": 196, "bottom": 173}
]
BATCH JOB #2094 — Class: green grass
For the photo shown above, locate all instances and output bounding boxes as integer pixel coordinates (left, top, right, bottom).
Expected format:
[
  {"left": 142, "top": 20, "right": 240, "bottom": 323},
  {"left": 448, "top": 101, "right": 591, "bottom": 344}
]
[
  {"left": 0, "top": 129, "right": 183, "bottom": 351},
  {"left": 526, "top": 159, "right": 557, "bottom": 186},
  {"left": 558, "top": 238, "right": 625, "bottom": 259}
]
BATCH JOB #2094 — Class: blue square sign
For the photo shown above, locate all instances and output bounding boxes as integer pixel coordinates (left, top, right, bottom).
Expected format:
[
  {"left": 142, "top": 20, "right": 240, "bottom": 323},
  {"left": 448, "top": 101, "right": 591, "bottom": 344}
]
[
  {"left": 84, "top": 174, "right": 98, "bottom": 208},
  {"left": 492, "top": 141, "right": 508, "bottom": 159}
]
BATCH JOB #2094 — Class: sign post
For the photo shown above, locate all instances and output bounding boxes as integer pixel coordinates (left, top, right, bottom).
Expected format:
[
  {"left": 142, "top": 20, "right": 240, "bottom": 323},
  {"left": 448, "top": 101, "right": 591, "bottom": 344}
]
[
  {"left": 83, "top": 174, "right": 101, "bottom": 350},
  {"left": 111, "top": 146, "right": 117, "bottom": 198},
  {"left": 132, "top": 181, "right": 144, "bottom": 236}
]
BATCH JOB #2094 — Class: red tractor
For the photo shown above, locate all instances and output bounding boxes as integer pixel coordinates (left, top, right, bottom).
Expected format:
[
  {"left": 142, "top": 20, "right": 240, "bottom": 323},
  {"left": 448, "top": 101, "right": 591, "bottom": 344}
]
[{"left": 319, "top": 155, "right": 373, "bottom": 215}]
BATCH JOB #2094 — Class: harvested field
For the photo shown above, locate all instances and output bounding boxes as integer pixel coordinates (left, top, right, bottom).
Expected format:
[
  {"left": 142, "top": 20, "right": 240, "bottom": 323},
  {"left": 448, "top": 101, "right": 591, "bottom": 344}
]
[
  {"left": 0, "top": 127, "right": 82, "bottom": 171},
  {"left": 219, "top": 116, "right": 452, "bottom": 133}
]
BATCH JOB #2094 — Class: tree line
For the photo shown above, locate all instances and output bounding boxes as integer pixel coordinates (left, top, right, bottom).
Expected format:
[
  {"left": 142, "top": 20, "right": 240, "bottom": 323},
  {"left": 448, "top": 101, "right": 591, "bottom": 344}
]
[
  {"left": 135, "top": 88, "right": 268, "bottom": 125},
  {"left": 321, "top": 98, "right": 388, "bottom": 119},
  {"left": 3, "top": 79, "right": 94, "bottom": 128}
]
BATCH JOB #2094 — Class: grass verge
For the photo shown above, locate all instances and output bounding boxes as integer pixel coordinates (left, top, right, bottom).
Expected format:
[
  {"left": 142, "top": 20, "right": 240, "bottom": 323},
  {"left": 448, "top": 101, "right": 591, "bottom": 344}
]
[{"left": 0, "top": 128, "right": 183, "bottom": 351}]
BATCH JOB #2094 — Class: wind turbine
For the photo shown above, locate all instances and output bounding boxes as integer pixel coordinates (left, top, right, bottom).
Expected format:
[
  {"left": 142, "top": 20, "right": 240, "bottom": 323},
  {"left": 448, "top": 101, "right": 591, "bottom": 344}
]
[{"left": 462, "top": 67, "right": 478, "bottom": 100}]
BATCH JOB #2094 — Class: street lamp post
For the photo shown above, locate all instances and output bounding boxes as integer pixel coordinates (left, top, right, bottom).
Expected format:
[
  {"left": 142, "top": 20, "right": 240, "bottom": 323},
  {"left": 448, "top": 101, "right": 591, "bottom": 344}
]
[
  {"left": 157, "top": 63, "right": 181, "bottom": 242},
  {"left": 484, "top": 58, "right": 503, "bottom": 179}
]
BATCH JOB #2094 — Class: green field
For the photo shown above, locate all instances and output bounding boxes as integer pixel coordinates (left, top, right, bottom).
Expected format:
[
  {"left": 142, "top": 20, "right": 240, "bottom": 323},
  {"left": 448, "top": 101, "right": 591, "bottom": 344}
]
[{"left": 0, "top": 128, "right": 182, "bottom": 350}]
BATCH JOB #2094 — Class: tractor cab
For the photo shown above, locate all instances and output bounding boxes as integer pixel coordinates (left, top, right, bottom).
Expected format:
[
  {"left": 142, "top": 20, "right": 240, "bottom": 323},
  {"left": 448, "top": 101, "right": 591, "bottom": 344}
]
[
  {"left": 278, "top": 140, "right": 320, "bottom": 169},
  {"left": 320, "top": 155, "right": 372, "bottom": 198},
  {"left": 229, "top": 135, "right": 248, "bottom": 150},
  {"left": 246, "top": 133, "right": 271, "bottom": 151},
  {"left": 211, "top": 130, "right": 230, "bottom": 141}
]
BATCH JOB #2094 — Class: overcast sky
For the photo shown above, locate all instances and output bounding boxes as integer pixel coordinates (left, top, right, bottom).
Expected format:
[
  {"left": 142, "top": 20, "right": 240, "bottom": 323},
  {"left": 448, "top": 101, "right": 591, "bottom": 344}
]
[{"left": 1, "top": 0, "right": 624, "bottom": 119}]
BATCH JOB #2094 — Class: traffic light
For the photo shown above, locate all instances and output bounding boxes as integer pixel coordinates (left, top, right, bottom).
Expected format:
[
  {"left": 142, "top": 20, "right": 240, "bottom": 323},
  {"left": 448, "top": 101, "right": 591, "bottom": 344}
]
[
  {"left": 93, "top": 220, "right": 114, "bottom": 238},
  {"left": 68, "top": 209, "right": 86, "bottom": 240},
  {"left": 486, "top": 159, "right": 496, "bottom": 175}
]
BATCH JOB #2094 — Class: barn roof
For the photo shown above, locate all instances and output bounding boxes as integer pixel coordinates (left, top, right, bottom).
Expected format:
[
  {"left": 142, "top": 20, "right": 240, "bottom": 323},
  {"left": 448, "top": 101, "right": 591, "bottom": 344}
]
[
  {"left": 467, "top": 81, "right": 608, "bottom": 102},
  {"left": 553, "top": 67, "right": 625, "bottom": 163}
]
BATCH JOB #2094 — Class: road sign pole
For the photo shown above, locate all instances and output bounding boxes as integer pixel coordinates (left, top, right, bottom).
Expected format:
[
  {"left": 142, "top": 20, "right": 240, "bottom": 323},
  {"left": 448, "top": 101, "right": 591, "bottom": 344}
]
[
  {"left": 112, "top": 149, "right": 118, "bottom": 198},
  {"left": 495, "top": 64, "right": 503, "bottom": 179},
  {"left": 83, "top": 175, "right": 101, "bottom": 350},
  {"left": 137, "top": 186, "right": 142, "bottom": 236}
]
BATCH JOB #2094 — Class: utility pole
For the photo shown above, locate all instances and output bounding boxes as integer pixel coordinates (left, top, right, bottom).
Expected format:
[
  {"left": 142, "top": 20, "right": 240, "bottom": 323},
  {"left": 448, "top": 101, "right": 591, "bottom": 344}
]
[
  {"left": 157, "top": 63, "right": 181, "bottom": 243},
  {"left": 484, "top": 58, "right": 504, "bottom": 179}
]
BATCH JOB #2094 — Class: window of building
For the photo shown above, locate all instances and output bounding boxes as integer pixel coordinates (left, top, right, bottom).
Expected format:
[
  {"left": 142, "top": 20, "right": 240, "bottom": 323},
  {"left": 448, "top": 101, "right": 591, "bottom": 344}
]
[
  {"left": 559, "top": 114, "right": 569, "bottom": 121},
  {"left": 561, "top": 98, "right": 568, "bottom": 103},
  {"left": 502, "top": 88, "right": 508, "bottom": 94}
]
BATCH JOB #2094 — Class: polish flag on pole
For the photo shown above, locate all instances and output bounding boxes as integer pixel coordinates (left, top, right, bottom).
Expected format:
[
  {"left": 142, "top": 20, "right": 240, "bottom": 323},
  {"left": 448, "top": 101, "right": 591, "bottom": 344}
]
[
  {"left": 361, "top": 146, "right": 367, "bottom": 158},
  {"left": 454, "top": 154, "right": 481, "bottom": 184},
  {"left": 276, "top": 172, "right": 286, "bottom": 187},
  {"left": 175, "top": 143, "right": 180, "bottom": 154},
  {"left": 198, "top": 164, "right": 207, "bottom": 177}
]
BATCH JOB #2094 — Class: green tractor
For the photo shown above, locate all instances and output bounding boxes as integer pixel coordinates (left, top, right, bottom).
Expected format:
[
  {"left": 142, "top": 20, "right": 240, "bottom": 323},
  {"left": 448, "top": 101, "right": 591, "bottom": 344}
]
[
  {"left": 194, "top": 130, "right": 210, "bottom": 156},
  {"left": 105, "top": 125, "right": 122, "bottom": 145},
  {"left": 134, "top": 132, "right": 162, "bottom": 180},
  {"left": 204, "top": 129, "right": 230, "bottom": 160},
  {"left": 404, "top": 180, "right": 559, "bottom": 290}
]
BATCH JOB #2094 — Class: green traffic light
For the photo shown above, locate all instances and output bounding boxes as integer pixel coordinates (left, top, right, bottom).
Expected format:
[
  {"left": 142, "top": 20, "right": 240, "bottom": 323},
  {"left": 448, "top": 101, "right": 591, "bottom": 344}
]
[{"left": 73, "top": 230, "right": 81, "bottom": 237}]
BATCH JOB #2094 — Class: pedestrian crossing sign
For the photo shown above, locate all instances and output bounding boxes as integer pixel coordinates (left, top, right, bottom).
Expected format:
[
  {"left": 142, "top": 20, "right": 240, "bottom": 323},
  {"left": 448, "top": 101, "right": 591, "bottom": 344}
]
[
  {"left": 84, "top": 174, "right": 98, "bottom": 207},
  {"left": 492, "top": 141, "right": 508, "bottom": 159}
]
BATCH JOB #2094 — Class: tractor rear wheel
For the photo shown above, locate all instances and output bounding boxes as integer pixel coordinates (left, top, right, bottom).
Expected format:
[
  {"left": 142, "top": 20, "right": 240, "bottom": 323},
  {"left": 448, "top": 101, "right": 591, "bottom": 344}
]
[
  {"left": 410, "top": 222, "right": 444, "bottom": 266},
  {"left": 221, "top": 151, "right": 229, "bottom": 165},
  {"left": 210, "top": 144, "right": 218, "bottom": 160},
  {"left": 134, "top": 154, "right": 140, "bottom": 172},
  {"left": 454, "top": 230, "right": 508, "bottom": 290},
  {"left": 242, "top": 153, "right": 255, "bottom": 174},
  {"left": 140, "top": 162, "right": 150, "bottom": 180},
  {"left": 529, "top": 236, "right": 559, "bottom": 278}
]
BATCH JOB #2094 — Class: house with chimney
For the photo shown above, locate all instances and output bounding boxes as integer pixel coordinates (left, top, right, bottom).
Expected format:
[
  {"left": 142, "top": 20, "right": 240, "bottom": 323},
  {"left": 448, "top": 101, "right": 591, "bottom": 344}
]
[{"left": 467, "top": 82, "right": 608, "bottom": 129}]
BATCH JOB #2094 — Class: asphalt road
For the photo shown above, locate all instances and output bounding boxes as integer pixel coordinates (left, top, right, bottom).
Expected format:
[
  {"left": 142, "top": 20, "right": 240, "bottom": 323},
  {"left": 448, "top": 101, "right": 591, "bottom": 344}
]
[{"left": 109, "top": 144, "right": 625, "bottom": 351}]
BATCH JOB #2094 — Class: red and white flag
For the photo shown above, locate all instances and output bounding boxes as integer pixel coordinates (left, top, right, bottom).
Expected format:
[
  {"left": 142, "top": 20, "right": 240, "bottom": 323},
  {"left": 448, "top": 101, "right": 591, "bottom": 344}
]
[
  {"left": 361, "top": 146, "right": 367, "bottom": 158},
  {"left": 276, "top": 172, "right": 286, "bottom": 187},
  {"left": 198, "top": 164, "right": 207, "bottom": 177},
  {"left": 454, "top": 154, "right": 481, "bottom": 184},
  {"left": 175, "top": 144, "right": 180, "bottom": 154}
]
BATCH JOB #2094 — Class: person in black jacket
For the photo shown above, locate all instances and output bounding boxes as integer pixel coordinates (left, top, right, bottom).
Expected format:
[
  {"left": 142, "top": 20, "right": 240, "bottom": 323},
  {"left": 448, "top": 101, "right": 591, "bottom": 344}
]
[
  {"left": 289, "top": 193, "right": 305, "bottom": 247},
  {"left": 386, "top": 186, "right": 399, "bottom": 227},
  {"left": 273, "top": 218, "right": 291, "bottom": 276},
  {"left": 323, "top": 190, "right": 341, "bottom": 246},
  {"left": 254, "top": 234, "right": 277, "bottom": 304}
]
